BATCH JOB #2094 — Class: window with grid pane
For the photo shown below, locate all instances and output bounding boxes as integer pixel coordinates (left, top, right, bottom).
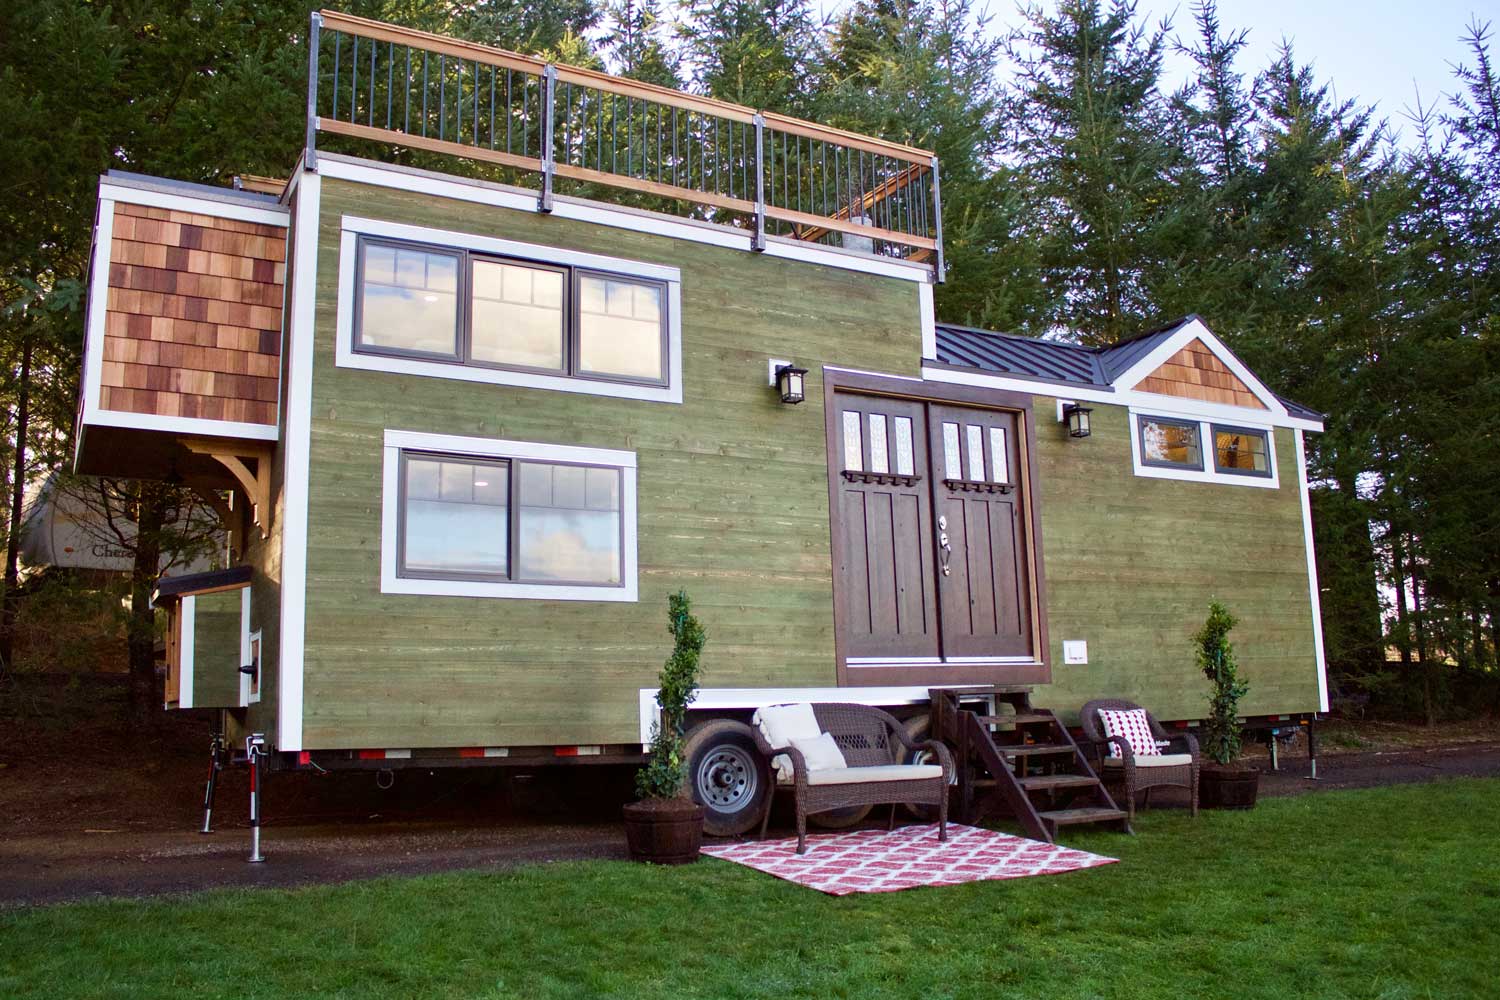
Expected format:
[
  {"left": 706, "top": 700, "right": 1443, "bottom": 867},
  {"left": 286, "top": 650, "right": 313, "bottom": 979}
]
[{"left": 357, "top": 243, "right": 461, "bottom": 358}]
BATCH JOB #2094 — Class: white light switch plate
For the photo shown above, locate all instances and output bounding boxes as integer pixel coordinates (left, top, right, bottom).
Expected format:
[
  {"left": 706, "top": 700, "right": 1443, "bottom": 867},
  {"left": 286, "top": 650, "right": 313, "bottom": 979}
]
[{"left": 1063, "top": 640, "right": 1088, "bottom": 665}]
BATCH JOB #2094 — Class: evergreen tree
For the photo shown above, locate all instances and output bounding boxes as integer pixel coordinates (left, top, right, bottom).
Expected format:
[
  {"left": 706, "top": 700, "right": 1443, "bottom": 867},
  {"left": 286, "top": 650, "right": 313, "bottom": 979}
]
[
  {"left": 603, "top": 0, "right": 681, "bottom": 87},
  {"left": 675, "top": 0, "right": 825, "bottom": 113}
]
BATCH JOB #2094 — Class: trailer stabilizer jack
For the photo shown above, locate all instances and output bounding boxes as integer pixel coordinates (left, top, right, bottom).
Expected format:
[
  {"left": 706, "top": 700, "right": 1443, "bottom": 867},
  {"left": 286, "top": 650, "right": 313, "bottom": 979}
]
[
  {"left": 200, "top": 723, "right": 225, "bottom": 834},
  {"left": 246, "top": 733, "right": 267, "bottom": 863}
]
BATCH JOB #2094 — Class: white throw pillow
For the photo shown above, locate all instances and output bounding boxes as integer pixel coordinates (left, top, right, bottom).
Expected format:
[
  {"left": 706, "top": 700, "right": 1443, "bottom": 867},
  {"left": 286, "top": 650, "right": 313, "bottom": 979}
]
[
  {"left": 754, "top": 703, "right": 821, "bottom": 781},
  {"left": 790, "top": 732, "right": 847, "bottom": 773},
  {"left": 1097, "top": 707, "right": 1163, "bottom": 759}
]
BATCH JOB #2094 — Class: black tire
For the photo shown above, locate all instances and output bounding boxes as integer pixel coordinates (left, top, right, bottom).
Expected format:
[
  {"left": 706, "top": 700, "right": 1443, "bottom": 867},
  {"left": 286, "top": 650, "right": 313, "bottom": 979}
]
[
  {"left": 808, "top": 803, "right": 876, "bottom": 830},
  {"left": 682, "top": 719, "right": 771, "bottom": 837},
  {"left": 901, "top": 714, "right": 944, "bottom": 819}
]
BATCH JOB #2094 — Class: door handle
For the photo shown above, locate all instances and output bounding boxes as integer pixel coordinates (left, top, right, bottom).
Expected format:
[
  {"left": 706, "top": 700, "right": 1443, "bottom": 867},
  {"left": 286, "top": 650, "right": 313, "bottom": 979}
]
[{"left": 936, "top": 515, "right": 948, "bottom": 578}]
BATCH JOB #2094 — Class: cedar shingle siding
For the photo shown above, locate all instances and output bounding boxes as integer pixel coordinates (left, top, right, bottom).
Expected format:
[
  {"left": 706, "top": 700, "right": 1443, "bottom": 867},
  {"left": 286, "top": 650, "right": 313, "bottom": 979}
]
[
  {"left": 1137, "top": 337, "right": 1266, "bottom": 409},
  {"left": 101, "top": 203, "right": 285, "bottom": 425}
]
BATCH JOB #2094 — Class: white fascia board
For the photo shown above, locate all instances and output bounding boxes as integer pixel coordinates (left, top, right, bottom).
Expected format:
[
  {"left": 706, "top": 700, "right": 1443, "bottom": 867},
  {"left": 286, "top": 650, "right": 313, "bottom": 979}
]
[
  {"left": 314, "top": 153, "right": 929, "bottom": 283},
  {"left": 380, "top": 429, "right": 639, "bottom": 603},
  {"left": 919, "top": 364, "right": 1324, "bottom": 432},
  {"left": 178, "top": 595, "right": 196, "bottom": 710},
  {"left": 81, "top": 408, "right": 279, "bottom": 440},
  {"left": 333, "top": 222, "right": 683, "bottom": 405},
  {"left": 918, "top": 282, "right": 936, "bottom": 360},
  {"left": 1112, "top": 318, "right": 1288, "bottom": 417},
  {"left": 638, "top": 685, "right": 981, "bottom": 747},
  {"left": 75, "top": 196, "right": 115, "bottom": 473},
  {"left": 97, "top": 182, "right": 289, "bottom": 228},
  {"left": 1296, "top": 429, "right": 1331, "bottom": 712},
  {"left": 277, "top": 170, "right": 322, "bottom": 753}
]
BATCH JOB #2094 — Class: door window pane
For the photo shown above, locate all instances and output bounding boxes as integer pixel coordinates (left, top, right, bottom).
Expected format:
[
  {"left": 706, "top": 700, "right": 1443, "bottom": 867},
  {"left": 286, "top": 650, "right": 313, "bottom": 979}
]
[
  {"left": 358, "top": 244, "right": 461, "bottom": 356},
  {"left": 893, "top": 417, "right": 915, "bottom": 476},
  {"left": 1213, "top": 426, "right": 1271, "bottom": 476},
  {"left": 470, "top": 259, "right": 565, "bottom": 370},
  {"left": 517, "top": 462, "right": 622, "bottom": 584},
  {"left": 942, "top": 422, "right": 962, "bottom": 479},
  {"left": 1139, "top": 416, "right": 1203, "bottom": 469},
  {"left": 402, "top": 456, "right": 509, "bottom": 576},
  {"left": 869, "top": 414, "right": 889, "bottom": 473},
  {"left": 843, "top": 411, "right": 863, "bottom": 471},
  {"left": 965, "top": 425, "right": 985, "bottom": 481},
  {"left": 577, "top": 274, "right": 665, "bottom": 382},
  {"left": 989, "top": 427, "right": 1009, "bottom": 483}
]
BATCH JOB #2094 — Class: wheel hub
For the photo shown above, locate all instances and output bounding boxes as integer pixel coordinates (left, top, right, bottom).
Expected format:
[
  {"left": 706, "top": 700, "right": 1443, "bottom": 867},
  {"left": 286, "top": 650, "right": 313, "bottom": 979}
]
[{"left": 696, "top": 746, "right": 757, "bottom": 809}]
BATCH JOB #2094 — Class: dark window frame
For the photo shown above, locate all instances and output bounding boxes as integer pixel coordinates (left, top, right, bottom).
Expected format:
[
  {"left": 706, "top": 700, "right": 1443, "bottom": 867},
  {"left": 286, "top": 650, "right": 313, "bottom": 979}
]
[
  {"left": 1136, "top": 414, "right": 1205, "bottom": 471},
  {"left": 396, "top": 448, "right": 627, "bottom": 590},
  {"left": 1210, "top": 423, "right": 1273, "bottom": 479},
  {"left": 352, "top": 238, "right": 465, "bottom": 363},
  {"left": 353, "top": 235, "right": 671, "bottom": 389}
]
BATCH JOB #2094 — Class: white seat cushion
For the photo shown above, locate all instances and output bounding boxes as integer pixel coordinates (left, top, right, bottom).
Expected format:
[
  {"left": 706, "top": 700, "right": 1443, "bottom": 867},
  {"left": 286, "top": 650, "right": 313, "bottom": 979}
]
[
  {"left": 1102, "top": 753, "right": 1193, "bottom": 769},
  {"left": 755, "top": 704, "right": 822, "bottom": 781},
  {"left": 777, "top": 764, "right": 943, "bottom": 786},
  {"left": 790, "top": 732, "right": 847, "bottom": 772}
]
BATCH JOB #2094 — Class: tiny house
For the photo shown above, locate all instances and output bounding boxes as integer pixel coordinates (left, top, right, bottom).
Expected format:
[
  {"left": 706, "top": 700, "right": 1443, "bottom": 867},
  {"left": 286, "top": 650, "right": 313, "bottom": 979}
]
[{"left": 73, "top": 12, "right": 1326, "bottom": 837}]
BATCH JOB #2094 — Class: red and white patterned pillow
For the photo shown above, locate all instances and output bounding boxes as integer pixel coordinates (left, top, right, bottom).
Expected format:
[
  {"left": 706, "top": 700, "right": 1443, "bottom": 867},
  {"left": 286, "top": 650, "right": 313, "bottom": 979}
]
[{"left": 1098, "top": 708, "right": 1162, "bottom": 759}]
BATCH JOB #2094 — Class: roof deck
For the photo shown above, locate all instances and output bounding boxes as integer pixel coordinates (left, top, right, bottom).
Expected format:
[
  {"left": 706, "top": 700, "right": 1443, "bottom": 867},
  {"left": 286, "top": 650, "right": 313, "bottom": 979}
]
[{"left": 306, "top": 11, "right": 943, "bottom": 276}]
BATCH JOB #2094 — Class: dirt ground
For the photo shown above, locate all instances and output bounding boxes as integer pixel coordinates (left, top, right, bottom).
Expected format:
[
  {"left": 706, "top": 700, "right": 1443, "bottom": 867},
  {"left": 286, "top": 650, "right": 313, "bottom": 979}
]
[{"left": 3, "top": 673, "right": 1498, "bottom": 907}]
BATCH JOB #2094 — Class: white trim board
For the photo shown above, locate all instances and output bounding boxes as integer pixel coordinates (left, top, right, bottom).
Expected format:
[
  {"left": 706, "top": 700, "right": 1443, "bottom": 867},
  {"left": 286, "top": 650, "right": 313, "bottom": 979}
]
[
  {"left": 918, "top": 282, "right": 936, "bottom": 361},
  {"left": 277, "top": 170, "right": 322, "bottom": 753},
  {"left": 1296, "top": 430, "right": 1331, "bottom": 713},
  {"left": 315, "top": 153, "right": 932, "bottom": 284},
  {"left": 97, "top": 181, "right": 290, "bottom": 228},
  {"left": 380, "top": 429, "right": 639, "bottom": 602},
  {"left": 334, "top": 219, "right": 684, "bottom": 405},
  {"left": 177, "top": 595, "right": 196, "bottom": 710},
  {"left": 1127, "top": 406, "right": 1282, "bottom": 490},
  {"left": 919, "top": 365, "right": 1325, "bottom": 433},
  {"left": 639, "top": 685, "right": 977, "bottom": 746}
]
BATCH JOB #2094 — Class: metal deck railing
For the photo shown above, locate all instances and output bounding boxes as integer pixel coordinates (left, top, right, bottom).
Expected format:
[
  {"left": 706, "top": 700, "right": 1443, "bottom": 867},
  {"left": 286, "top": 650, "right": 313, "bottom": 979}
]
[{"left": 304, "top": 11, "right": 943, "bottom": 274}]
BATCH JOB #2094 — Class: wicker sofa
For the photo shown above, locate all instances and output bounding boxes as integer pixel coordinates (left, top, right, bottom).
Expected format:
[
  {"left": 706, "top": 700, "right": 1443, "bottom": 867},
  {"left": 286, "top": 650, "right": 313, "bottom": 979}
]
[
  {"left": 752, "top": 703, "right": 953, "bottom": 854},
  {"left": 1080, "top": 699, "right": 1200, "bottom": 820}
]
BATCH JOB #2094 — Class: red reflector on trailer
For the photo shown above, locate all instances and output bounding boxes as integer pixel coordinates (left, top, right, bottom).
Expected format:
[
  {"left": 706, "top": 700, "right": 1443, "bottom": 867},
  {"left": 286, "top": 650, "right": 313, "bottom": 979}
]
[
  {"left": 358, "top": 749, "right": 385, "bottom": 760},
  {"left": 554, "top": 746, "right": 579, "bottom": 757},
  {"left": 298, "top": 751, "right": 311, "bottom": 766},
  {"left": 459, "top": 748, "right": 484, "bottom": 759}
]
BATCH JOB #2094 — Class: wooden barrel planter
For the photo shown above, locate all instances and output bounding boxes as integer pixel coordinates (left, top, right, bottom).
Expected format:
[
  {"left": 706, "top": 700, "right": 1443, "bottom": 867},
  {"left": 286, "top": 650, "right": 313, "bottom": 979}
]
[
  {"left": 623, "top": 800, "right": 706, "bottom": 864},
  {"left": 1200, "top": 765, "right": 1260, "bottom": 809}
]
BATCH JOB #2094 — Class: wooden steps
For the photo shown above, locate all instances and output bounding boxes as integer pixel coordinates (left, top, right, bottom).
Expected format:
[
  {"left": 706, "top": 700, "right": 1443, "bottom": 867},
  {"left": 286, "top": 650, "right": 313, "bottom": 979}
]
[{"left": 930, "top": 687, "right": 1132, "bottom": 843}]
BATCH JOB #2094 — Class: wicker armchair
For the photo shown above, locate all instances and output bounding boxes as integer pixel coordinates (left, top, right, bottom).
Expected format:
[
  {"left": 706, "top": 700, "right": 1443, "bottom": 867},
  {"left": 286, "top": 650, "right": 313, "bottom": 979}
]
[
  {"left": 1080, "top": 699, "right": 1199, "bottom": 820},
  {"left": 753, "top": 703, "right": 953, "bottom": 854}
]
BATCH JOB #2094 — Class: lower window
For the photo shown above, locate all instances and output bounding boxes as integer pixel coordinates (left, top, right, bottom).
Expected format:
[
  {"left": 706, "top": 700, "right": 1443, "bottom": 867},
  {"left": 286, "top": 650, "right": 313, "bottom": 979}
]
[{"left": 382, "top": 430, "right": 637, "bottom": 601}]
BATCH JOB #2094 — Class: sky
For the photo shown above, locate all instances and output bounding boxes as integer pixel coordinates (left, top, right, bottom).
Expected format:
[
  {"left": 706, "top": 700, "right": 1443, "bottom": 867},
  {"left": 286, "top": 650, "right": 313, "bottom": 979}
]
[{"left": 820, "top": 0, "right": 1492, "bottom": 146}]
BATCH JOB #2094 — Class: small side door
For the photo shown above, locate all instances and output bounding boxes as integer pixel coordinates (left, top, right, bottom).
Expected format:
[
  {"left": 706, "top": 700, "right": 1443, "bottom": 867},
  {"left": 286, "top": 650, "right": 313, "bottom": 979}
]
[
  {"left": 832, "top": 393, "right": 940, "bottom": 660},
  {"left": 927, "top": 404, "right": 1033, "bottom": 659}
]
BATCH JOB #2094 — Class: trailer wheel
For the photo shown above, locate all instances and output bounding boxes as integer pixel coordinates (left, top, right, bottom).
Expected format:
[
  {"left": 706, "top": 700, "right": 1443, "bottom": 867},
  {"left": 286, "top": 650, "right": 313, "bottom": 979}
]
[
  {"left": 683, "top": 719, "right": 770, "bottom": 836},
  {"left": 902, "top": 714, "right": 942, "bottom": 820}
]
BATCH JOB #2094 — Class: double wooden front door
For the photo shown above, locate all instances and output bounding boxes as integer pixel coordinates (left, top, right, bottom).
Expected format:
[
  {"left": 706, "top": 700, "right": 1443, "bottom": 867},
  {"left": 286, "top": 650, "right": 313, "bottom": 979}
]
[{"left": 833, "top": 390, "right": 1035, "bottom": 667}]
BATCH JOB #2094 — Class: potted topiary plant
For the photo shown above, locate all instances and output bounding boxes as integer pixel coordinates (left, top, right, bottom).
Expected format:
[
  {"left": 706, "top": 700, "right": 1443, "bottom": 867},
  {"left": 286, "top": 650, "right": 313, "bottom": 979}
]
[
  {"left": 1195, "top": 600, "right": 1259, "bottom": 809},
  {"left": 622, "top": 589, "right": 708, "bottom": 863}
]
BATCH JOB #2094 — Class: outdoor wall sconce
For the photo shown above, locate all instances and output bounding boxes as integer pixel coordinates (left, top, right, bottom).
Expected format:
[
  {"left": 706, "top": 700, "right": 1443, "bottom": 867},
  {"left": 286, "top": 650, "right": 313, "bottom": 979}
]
[
  {"left": 769, "top": 359, "right": 809, "bottom": 405},
  {"left": 1062, "top": 402, "right": 1093, "bottom": 438}
]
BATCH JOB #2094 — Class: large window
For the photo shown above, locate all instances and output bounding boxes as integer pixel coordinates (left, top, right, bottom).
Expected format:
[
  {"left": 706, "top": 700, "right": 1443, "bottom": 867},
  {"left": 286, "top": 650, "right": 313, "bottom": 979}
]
[
  {"left": 355, "top": 235, "right": 668, "bottom": 387},
  {"left": 1213, "top": 425, "right": 1272, "bottom": 477},
  {"left": 1138, "top": 415, "right": 1203, "bottom": 470},
  {"left": 382, "top": 431, "right": 638, "bottom": 602}
]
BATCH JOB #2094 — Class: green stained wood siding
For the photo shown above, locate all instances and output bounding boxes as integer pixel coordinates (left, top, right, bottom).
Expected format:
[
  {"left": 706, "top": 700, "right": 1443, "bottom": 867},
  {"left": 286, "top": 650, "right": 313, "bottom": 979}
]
[
  {"left": 300, "top": 178, "right": 924, "bottom": 749},
  {"left": 1032, "top": 399, "right": 1319, "bottom": 723},
  {"left": 191, "top": 590, "right": 243, "bottom": 708}
]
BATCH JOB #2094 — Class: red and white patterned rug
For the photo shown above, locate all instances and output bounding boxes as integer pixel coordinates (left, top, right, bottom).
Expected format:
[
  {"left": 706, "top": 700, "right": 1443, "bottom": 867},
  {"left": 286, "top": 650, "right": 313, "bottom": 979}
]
[{"left": 701, "top": 823, "right": 1117, "bottom": 895}]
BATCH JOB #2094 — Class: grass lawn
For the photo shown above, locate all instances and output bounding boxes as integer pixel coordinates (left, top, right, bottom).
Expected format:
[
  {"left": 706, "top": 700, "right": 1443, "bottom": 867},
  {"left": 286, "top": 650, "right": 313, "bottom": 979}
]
[{"left": 3, "top": 779, "right": 1498, "bottom": 1000}]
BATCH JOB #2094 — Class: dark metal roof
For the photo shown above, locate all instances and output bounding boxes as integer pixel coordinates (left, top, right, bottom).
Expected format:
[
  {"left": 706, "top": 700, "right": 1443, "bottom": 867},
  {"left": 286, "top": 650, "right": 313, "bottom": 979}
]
[
  {"left": 153, "top": 565, "right": 252, "bottom": 603},
  {"left": 935, "top": 324, "right": 1104, "bottom": 386},
  {"left": 932, "top": 316, "right": 1322, "bottom": 423}
]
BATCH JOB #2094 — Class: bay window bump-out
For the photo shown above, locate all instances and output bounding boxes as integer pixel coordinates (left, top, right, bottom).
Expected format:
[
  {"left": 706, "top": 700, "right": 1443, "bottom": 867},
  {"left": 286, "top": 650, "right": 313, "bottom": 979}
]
[{"left": 381, "top": 430, "right": 638, "bottom": 602}]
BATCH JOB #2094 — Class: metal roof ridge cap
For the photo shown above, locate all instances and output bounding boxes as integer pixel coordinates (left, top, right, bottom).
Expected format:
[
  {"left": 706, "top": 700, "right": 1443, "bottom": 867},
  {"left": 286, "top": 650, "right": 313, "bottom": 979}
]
[{"left": 101, "top": 171, "right": 287, "bottom": 211}]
